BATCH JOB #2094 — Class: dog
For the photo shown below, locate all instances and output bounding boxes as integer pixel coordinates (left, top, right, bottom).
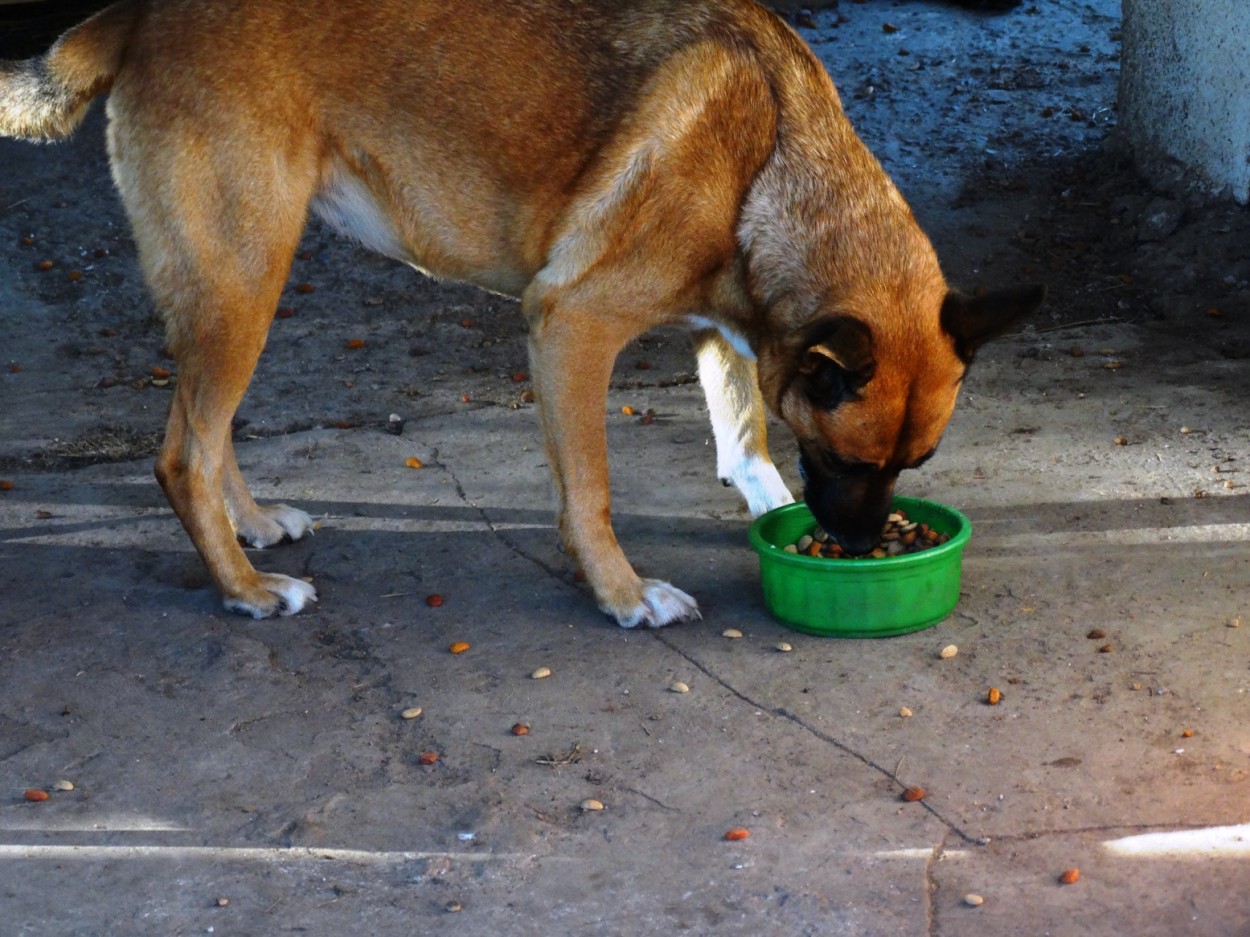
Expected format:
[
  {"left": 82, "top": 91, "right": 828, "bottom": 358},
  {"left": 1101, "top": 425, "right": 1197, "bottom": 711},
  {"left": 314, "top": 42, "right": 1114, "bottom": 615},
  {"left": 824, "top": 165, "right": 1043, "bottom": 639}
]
[{"left": 0, "top": 0, "right": 1043, "bottom": 628}]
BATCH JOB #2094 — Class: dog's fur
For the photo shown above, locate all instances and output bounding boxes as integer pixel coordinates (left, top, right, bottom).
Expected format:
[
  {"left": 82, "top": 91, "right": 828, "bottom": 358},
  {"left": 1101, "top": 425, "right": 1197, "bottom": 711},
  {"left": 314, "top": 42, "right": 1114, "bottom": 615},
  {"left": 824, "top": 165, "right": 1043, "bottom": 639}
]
[{"left": 0, "top": 0, "right": 1043, "bottom": 627}]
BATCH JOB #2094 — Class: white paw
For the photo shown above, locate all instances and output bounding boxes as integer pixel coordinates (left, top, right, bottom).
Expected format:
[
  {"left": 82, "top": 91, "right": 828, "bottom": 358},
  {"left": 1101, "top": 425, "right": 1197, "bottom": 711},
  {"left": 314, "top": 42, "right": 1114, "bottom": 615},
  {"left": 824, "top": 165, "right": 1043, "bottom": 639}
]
[
  {"left": 721, "top": 454, "right": 794, "bottom": 517},
  {"left": 269, "top": 504, "right": 315, "bottom": 539},
  {"left": 610, "top": 579, "right": 702, "bottom": 629},
  {"left": 238, "top": 504, "right": 316, "bottom": 548},
  {"left": 223, "top": 574, "right": 318, "bottom": 619}
]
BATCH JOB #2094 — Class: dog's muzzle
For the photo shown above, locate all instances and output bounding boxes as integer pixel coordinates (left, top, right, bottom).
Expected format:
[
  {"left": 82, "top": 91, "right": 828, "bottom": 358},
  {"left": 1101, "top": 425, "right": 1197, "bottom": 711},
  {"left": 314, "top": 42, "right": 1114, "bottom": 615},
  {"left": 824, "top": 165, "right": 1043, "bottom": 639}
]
[{"left": 798, "top": 449, "right": 897, "bottom": 556}]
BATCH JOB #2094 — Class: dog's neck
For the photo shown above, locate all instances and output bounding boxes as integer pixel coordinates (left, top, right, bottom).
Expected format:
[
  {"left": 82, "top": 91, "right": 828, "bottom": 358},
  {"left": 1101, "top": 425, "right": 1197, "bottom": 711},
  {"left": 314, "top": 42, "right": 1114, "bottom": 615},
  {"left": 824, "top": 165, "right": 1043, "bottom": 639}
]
[{"left": 734, "top": 38, "right": 944, "bottom": 329}]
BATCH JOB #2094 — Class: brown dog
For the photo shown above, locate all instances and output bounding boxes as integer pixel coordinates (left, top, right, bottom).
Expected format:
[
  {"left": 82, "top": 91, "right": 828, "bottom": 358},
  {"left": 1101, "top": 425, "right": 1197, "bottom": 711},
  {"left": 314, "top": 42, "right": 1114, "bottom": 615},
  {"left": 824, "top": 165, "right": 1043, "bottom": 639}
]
[{"left": 0, "top": 0, "right": 1042, "bottom": 627}]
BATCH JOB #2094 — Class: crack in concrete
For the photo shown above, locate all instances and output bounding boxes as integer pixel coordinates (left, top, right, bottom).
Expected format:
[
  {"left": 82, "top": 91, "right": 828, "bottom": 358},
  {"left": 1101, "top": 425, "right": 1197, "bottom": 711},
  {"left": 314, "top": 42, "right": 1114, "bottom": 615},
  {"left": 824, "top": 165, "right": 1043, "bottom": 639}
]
[
  {"left": 652, "top": 633, "right": 986, "bottom": 845},
  {"left": 924, "top": 830, "right": 951, "bottom": 937},
  {"left": 621, "top": 785, "right": 680, "bottom": 812},
  {"left": 430, "top": 446, "right": 568, "bottom": 583},
  {"left": 655, "top": 634, "right": 1232, "bottom": 857}
]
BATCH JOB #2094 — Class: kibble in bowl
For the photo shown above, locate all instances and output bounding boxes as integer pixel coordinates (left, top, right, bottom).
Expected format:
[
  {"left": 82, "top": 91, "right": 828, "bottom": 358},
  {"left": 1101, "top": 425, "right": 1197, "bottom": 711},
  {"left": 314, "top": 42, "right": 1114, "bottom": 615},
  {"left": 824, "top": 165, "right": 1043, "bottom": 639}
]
[
  {"left": 783, "top": 509, "right": 950, "bottom": 560},
  {"left": 749, "top": 497, "right": 970, "bottom": 638}
]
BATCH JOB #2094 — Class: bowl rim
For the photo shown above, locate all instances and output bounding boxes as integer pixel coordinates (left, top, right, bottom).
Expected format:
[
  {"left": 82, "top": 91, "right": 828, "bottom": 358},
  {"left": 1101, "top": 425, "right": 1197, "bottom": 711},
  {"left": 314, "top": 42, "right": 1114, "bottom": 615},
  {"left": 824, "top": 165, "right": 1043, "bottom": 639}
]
[{"left": 748, "top": 496, "right": 971, "bottom": 571}]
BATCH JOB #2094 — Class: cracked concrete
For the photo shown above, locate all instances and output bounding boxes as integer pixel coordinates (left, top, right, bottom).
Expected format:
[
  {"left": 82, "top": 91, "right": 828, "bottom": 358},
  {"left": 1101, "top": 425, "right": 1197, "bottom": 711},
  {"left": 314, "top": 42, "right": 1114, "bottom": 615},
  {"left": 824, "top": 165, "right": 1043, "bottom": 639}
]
[
  {"left": 3, "top": 367, "right": 1249, "bottom": 934},
  {"left": 3, "top": 0, "right": 1250, "bottom": 933}
]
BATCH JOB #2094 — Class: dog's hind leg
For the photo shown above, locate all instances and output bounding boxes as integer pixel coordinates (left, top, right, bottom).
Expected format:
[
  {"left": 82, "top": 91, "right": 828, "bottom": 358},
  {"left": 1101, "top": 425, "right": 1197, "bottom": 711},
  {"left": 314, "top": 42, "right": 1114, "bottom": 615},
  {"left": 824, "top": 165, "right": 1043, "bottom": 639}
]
[
  {"left": 222, "top": 441, "right": 316, "bottom": 548},
  {"left": 107, "top": 101, "right": 319, "bottom": 618},
  {"left": 692, "top": 328, "right": 794, "bottom": 516}
]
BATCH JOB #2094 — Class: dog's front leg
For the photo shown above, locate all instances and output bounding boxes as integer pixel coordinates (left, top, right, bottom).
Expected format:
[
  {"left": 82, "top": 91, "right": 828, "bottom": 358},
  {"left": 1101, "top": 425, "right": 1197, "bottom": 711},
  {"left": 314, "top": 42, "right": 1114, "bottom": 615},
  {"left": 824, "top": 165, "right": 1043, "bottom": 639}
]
[
  {"left": 692, "top": 328, "right": 794, "bottom": 517},
  {"left": 526, "top": 302, "right": 700, "bottom": 629}
]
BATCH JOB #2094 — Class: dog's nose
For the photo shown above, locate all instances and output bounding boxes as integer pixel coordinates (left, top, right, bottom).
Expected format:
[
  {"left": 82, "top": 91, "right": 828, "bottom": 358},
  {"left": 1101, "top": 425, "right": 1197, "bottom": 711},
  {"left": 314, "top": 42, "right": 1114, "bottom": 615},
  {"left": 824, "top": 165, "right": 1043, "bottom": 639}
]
[
  {"left": 805, "top": 500, "right": 885, "bottom": 555},
  {"left": 832, "top": 529, "right": 880, "bottom": 556}
]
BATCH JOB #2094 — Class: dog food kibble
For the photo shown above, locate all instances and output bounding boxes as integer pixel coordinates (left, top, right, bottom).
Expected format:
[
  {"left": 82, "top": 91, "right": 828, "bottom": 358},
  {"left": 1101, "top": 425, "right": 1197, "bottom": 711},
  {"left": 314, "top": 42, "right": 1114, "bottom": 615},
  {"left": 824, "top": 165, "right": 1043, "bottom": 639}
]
[
  {"left": 580, "top": 798, "right": 605, "bottom": 812},
  {"left": 53, "top": 779, "right": 74, "bottom": 792},
  {"left": 531, "top": 666, "right": 552, "bottom": 679},
  {"left": 899, "top": 706, "right": 913, "bottom": 718},
  {"left": 1058, "top": 868, "right": 1081, "bottom": 885},
  {"left": 669, "top": 681, "right": 690, "bottom": 694},
  {"left": 400, "top": 707, "right": 423, "bottom": 720},
  {"left": 425, "top": 593, "right": 444, "bottom": 607},
  {"left": 721, "top": 628, "right": 743, "bottom": 639},
  {"left": 964, "top": 894, "right": 985, "bottom": 907},
  {"left": 901, "top": 786, "right": 927, "bottom": 802},
  {"left": 986, "top": 687, "right": 1002, "bottom": 705},
  {"left": 939, "top": 644, "right": 958, "bottom": 659},
  {"left": 417, "top": 751, "right": 440, "bottom": 765},
  {"left": 24, "top": 789, "right": 48, "bottom": 802},
  {"left": 786, "top": 509, "right": 950, "bottom": 559},
  {"left": 724, "top": 828, "right": 750, "bottom": 841},
  {"left": 775, "top": 641, "right": 793, "bottom": 652},
  {"left": 449, "top": 641, "right": 471, "bottom": 654},
  {"left": 511, "top": 722, "right": 530, "bottom": 736}
]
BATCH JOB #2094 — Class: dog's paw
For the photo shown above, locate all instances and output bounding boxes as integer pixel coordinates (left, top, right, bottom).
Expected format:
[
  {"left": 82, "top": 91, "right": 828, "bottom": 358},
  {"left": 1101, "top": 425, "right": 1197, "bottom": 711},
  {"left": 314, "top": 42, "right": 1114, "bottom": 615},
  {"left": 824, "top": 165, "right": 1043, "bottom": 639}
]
[
  {"left": 222, "top": 573, "right": 318, "bottom": 619},
  {"left": 721, "top": 455, "right": 794, "bottom": 517},
  {"left": 609, "top": 579, "right": 701, "bottom": 629},
  {"left": 236, "top": 504, "right": 316, "bottom": 549}
]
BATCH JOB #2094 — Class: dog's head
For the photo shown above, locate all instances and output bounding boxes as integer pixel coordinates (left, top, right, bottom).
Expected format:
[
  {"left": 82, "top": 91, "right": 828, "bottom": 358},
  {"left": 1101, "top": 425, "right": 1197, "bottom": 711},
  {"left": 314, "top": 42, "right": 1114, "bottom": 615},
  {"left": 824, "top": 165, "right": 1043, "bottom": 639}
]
[{"left": 770, "top": 283, "right": 1045, "bottom": 554}]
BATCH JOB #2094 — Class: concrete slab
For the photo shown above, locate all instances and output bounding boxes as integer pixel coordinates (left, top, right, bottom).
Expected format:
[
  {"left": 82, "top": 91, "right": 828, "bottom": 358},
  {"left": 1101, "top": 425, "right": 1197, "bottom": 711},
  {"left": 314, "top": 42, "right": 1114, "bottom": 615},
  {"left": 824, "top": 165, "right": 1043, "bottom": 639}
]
[
  {"left": 3, "top": 0, "right": 1250, "bottom": 934},
  {"left": 3, "top": 334, "right": 1249, "bottom": 933}
]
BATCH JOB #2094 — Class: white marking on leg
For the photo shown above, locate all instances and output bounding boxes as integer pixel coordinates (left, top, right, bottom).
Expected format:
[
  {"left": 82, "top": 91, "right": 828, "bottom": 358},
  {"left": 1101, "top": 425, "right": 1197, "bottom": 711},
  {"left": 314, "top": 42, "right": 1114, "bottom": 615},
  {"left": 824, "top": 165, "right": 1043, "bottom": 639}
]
[
  {"left": 694, "top": 329, "right": 794, "bottom": 516},
  {"left": 685, "top": 315, "right": 755, "bottom": 360},
  {"left": 222, "top": 575, "right": 318, "bottom": 619},
  {"left": 265, "top": 504, "right": 316, "bottom": 542},
  {"left": 233, "top": 504, "right": 316, "bottom": 549},
  {"left": 608, "top": 579, "right": 701, "bottom": 629},
  {"left": 728, "top": 453, "right": 795, "bottom": 517}
]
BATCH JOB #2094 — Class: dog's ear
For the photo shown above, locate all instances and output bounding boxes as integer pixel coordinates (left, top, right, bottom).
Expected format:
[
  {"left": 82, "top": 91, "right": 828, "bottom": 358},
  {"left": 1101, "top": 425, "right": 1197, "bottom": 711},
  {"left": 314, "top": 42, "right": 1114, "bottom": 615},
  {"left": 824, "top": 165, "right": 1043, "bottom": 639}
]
[
  {"left": 798, "top": 316, "right": 876, "bottom": 410},
  {"left": 942, "top": 283, "right": 1046, "bottom": 362}
]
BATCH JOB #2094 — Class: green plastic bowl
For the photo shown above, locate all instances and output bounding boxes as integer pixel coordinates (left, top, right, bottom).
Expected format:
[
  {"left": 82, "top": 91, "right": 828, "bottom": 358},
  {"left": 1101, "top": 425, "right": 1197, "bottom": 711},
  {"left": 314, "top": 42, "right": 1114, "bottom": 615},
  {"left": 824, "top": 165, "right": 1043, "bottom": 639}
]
[{"left": 748, "top": 497, "right": 971, "bottom": 638}]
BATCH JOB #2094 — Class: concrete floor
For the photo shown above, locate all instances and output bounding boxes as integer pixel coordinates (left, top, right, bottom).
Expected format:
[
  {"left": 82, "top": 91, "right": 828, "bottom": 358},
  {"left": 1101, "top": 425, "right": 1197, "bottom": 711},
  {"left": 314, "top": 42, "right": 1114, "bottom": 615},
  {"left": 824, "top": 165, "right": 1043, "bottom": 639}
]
[
  {"left": 3, "top": 317, "right": 1249, "bottom": 934},
  {"left": 2, "top": 0, "right": 1249, "bottom": 933}
]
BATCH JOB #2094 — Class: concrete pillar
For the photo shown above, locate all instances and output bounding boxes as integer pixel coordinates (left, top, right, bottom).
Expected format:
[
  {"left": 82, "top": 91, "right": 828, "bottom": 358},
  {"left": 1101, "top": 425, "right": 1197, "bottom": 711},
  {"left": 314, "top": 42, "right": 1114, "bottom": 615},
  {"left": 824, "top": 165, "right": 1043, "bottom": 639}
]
[{"left": 1119, "top": 0, "right": 1250, "bottom": 204}]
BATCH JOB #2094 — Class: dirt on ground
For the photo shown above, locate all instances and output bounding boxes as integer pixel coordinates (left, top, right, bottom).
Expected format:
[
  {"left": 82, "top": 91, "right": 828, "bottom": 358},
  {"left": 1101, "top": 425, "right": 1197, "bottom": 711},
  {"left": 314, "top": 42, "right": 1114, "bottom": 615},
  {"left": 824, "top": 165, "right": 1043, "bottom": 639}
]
[{"left": 2, "top": 2, "right": 1249, "bottom": 935}]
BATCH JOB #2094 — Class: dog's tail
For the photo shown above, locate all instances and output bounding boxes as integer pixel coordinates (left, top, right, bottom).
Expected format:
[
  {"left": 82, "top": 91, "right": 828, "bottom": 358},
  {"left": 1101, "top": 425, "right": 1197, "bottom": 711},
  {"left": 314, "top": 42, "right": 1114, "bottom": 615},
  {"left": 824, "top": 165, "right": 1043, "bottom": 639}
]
[{"left": 0, "top": 0, "right": 139, "bottom": 141}]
